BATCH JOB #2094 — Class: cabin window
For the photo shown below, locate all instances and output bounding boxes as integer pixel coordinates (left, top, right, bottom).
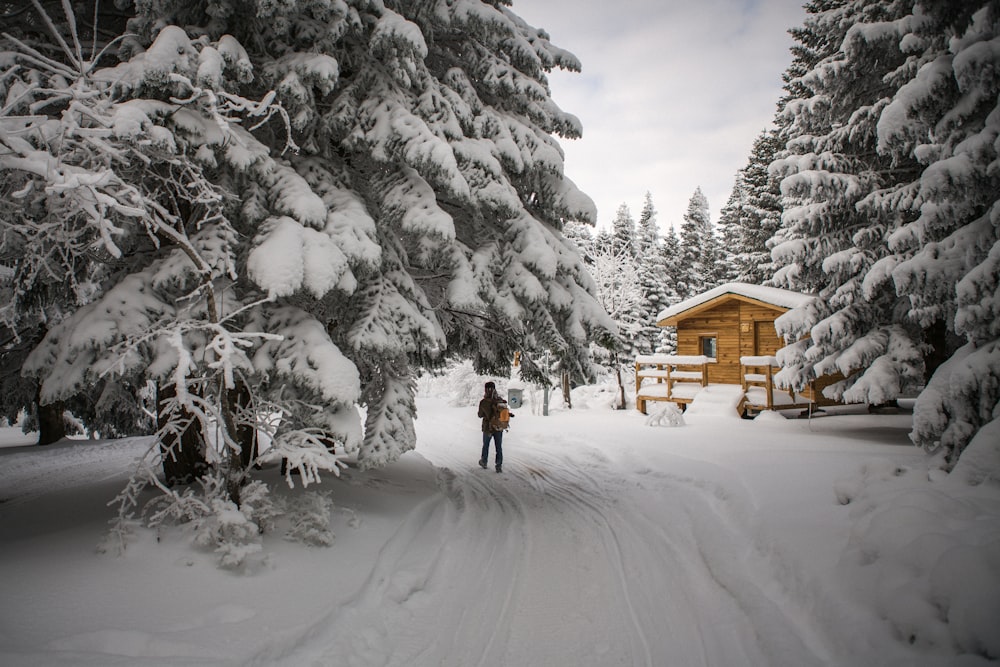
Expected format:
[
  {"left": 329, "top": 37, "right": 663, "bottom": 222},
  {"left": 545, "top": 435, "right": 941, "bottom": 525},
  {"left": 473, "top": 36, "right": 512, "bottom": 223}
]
[{"left": 700, "top": 336, "right": 717, "bottom": 359}]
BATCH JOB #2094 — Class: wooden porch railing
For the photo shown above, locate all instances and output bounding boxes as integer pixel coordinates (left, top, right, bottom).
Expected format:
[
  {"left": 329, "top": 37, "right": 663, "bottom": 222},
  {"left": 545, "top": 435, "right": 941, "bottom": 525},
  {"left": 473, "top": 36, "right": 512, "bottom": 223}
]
[{"left": 635, "top": 354, "right": 709, "bottom": 414}]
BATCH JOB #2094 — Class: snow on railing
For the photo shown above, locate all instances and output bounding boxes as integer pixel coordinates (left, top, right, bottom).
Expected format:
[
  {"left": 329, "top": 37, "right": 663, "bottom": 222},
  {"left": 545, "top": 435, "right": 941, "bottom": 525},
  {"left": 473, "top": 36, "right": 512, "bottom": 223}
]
[
  {"left": 635, "top": 354, "right": 710, "bottom": 365},
  {"left": 740, "top": 355, "right": 779, "bottom": 366}
]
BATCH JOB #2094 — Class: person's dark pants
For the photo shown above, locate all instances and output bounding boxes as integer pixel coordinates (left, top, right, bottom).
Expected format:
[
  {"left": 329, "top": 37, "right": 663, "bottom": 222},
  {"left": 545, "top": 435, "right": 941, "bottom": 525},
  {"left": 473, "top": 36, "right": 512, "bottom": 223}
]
[{"left": 481, "top": 430, "right": 503, "bottom": 465}]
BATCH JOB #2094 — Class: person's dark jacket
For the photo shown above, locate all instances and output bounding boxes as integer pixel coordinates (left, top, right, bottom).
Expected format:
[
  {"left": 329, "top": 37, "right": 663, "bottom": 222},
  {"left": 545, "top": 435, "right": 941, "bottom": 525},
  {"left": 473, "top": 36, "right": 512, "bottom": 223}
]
[{"left": 478, "top": 396, "right": 502, "bottom": 433}]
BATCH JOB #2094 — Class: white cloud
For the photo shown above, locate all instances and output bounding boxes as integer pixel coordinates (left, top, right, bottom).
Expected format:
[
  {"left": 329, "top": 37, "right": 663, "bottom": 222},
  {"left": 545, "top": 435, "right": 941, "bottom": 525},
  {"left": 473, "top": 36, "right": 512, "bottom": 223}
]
[{"left": 513, "top": 0, "right": 807, "bottom": 230}]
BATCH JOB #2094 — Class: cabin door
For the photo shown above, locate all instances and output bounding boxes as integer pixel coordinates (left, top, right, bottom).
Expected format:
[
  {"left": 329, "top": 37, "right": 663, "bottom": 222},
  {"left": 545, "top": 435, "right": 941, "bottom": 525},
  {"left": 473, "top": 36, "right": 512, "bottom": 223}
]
[{"left": 754, "top": 320, "right": 780, "bottom": 356}]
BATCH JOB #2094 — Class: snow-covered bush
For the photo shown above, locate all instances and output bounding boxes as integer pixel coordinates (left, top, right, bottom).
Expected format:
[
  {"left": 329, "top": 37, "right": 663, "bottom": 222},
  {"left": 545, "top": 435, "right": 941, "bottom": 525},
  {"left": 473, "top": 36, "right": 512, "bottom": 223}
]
[
  {"left": 104, "top": 449, "right": 342, "bottom": 567},
  {"left": 285, "top": 492, "right": 336, "bottom": 547},
  {"left": 136, "top": 474, "right": 277, "bottom": 569},
  {"left": 193, "top": 497, "right": 265, "bottom": 570}
]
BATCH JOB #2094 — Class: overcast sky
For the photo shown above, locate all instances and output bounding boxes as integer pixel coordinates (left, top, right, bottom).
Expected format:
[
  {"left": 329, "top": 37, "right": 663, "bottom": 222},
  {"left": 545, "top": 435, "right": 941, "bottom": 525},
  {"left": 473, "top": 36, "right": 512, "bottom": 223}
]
[{"left": 512, "top": 0, "right": 808, "bottom": 232}]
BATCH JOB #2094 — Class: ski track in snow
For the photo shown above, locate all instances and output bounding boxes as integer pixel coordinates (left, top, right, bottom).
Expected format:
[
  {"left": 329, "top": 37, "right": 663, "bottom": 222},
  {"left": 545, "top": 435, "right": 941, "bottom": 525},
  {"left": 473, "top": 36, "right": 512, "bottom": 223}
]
[
  {"left": 0, "top": 437, "right": 151, "bottom": 510},
  {"left": 257, "top": 411, "right": 832, "bottom": 667}
]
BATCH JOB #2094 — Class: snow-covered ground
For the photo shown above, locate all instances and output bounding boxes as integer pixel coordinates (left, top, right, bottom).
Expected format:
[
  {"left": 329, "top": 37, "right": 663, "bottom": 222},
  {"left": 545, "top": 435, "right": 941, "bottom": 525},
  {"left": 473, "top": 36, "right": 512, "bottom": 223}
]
[{"left": 1, "top": 380, "right": 997, "bottom": 666}]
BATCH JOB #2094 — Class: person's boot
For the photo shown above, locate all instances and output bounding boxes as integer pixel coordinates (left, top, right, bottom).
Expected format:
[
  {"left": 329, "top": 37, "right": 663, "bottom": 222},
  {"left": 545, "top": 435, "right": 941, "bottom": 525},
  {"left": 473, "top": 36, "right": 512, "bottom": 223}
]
[
  {"left": 479, "top": 458, "right": 487, "bottom": 469},
  {"left": 495, "top": 464, "right": 502, "bottom": 473}
]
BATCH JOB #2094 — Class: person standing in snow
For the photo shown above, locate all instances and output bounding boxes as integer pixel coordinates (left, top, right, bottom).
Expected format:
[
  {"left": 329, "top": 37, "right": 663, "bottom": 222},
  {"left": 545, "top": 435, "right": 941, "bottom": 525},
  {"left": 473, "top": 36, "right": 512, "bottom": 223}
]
[{"left": 478, "top": 381, "right": 507, "bottom": 473}]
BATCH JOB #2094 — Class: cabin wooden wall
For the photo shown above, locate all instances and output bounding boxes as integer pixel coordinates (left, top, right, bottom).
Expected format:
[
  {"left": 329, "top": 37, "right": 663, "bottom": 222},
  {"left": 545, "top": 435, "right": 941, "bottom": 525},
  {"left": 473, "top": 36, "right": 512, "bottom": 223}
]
[{"left": 674, "top": 300, "right": 786, "bottom": 385}]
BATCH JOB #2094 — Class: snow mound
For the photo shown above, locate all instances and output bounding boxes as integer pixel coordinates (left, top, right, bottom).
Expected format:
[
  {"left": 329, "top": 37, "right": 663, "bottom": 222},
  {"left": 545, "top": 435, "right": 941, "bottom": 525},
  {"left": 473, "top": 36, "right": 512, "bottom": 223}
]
[
  {"left": 839, "top": 459, "right": 1000, "bottom": 658},
  {"left": 753, "top": 410, "right": 788, "bottom": 423},
  {"left": 645, "top": 402, "right": 685, "bottom": 427},
  {"left": 949, "top": 417, "right": 1000, "bottom": 488},
  {"left": 682, "top": 385, "right": 745, "bottom": 423}
]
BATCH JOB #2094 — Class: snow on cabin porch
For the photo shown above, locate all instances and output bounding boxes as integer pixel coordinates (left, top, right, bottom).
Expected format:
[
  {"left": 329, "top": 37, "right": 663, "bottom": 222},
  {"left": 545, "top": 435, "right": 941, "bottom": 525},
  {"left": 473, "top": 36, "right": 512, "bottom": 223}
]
[{"left": 635, "top": 354, "right": 813, "bottom": 417}]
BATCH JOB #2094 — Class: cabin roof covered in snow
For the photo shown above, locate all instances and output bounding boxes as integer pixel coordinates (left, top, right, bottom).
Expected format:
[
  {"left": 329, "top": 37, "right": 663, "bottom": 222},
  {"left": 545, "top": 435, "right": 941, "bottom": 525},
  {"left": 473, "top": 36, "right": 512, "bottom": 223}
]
[{"left": 655, "top": 282, "right": 814, "bottom": 325}]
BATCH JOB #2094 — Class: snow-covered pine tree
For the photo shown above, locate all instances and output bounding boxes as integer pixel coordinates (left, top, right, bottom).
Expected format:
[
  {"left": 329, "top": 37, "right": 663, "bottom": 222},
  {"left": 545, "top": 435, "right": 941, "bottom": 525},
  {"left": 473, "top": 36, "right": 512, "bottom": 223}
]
[
  {"left": 634, "top": 193, "right": 671, "bottom": 354},
  {"left": 724, "top": 130, "right": 783, "bottom": 284},
  {"left": 701, "top": 223, "right": 726, "bottom": 291},
  {"left": 677, "top": 192, "right": 703, "bottom": 300},
  {"left": 656, "top": 224, "right": 683, "bottom": 353},
  {"left": 874, "top": 3, "right": 1000, "bottom": 464},
  {"left": 1, "top": 6, "right": 354, "bottom": 501},
  {"left": 594, "top": 227, "right": 614, "bottom": 251},
  {"left": 611, "top": 203, "right": 637, "bottom": 258},
  {"left": 677, "top": 187, "right": 720, "bottom": 298},
  {"left": 770, "top": 0, "right": 928, "bottom": 407},
  {"left": 635, "top": 194, "right": 659, "bottom": 255},
  {"left": 717, "top": 173, "right": 746, "bottom": 284},
  {"left": 2, "top": 0, "right": 613, "bottom": 493},
  {"left": 0, "top": 3, "right": 121, "bottom": 445},
  {"left": 771, "top": 0, "right": 1000, "bottom": 464}
]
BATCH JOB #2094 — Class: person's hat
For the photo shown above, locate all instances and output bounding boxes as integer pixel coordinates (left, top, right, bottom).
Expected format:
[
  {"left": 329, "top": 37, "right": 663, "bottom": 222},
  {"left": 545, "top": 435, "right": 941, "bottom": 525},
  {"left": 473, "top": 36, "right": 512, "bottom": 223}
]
[{"left": 485, "top": 381, "right": 495, "bottom": 389}]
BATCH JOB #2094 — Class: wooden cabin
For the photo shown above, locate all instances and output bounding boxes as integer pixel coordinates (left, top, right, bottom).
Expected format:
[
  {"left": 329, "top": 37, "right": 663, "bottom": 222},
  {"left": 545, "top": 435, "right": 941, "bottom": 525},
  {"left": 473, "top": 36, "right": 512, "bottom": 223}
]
[
  {"left": 636, "top": 283, "right": 840, "bottom": 415},
  {"left": 656, "top": 283, "right": 810, "bottom": 384}
]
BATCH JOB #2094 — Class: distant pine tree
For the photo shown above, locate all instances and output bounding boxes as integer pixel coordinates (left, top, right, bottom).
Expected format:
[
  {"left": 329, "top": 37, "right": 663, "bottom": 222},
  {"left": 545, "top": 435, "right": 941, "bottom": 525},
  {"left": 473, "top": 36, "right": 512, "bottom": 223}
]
[
  {"left": 634, "top": 193, "right": 671, "bottom": 355},
  {"left": 657, "top": 225, "right": 683, "bottom": 353},
  {"left": 611, "top": 204, "right": 637, "bottom": 257},
  {"left": 717, "top": 174, "right": 745, "bottom": 284},
  {"left": 722, "top": 130, "right": 783, "bottom": 284},
  {"left": 678, "top": 187, "right": 714, "bottom": 298}
]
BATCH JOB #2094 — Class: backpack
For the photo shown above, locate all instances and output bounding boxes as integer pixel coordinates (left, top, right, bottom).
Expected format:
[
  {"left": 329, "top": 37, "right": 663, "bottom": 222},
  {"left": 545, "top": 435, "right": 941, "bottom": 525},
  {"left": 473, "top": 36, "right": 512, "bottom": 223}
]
[{"left": 491, "top": 400, "right": 511, "bottom": 432}]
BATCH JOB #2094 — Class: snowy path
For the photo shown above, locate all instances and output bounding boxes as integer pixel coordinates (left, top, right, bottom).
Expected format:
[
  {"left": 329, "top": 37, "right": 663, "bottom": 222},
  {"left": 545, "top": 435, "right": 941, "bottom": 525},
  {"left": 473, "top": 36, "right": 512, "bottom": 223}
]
[
  {"left": 265, "top": 405, "right": 832, "bottom": 667},
  {"left": 4, "top": 397, "right": 972, "bottom": 666}
]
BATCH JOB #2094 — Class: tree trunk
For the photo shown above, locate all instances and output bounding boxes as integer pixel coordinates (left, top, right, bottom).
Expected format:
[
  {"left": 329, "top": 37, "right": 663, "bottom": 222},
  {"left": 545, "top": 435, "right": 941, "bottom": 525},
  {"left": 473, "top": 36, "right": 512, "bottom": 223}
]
[
  {"left": 157, "top": 383, "right": 208, "bottom": 486},
  {"left": 923, "top": 319, "right": 961, "bottom": 383},
  {"left": 227, "top": 379, "right": 256, "bottom": 470},
  {"left": 223, "top": 379, "right": 255, "bottom": 505},
  {"left": 613, "top": 355, "right": 626, "bottom": 410},
  {"left": 35, "top": 386, "right": 66, "bottom": 446},
  {"left": 561, "top": 370, "right": 572, "bottom": 409}
]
